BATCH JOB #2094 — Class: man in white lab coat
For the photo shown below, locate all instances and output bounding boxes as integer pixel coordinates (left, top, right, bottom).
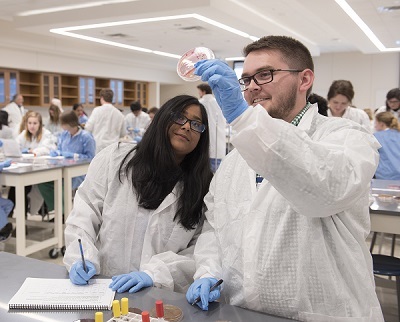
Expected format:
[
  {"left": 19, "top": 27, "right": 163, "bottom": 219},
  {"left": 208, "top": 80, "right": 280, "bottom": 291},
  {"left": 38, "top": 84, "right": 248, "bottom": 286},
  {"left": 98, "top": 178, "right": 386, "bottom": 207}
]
[
  {"left": 186, "top": 36, "right": 384, "bottom": 321},
  {"left": 85, "top": 88, "right": 125, "bottom": 154},
  {"left": 124, "top": 101, "right": 150, "bottom": 138},
  {"left": 3, "top": 94, "right": 25, "bottom": 137},
  {"left": 197, "top": 83, "right": 227, "bottom": 172}
]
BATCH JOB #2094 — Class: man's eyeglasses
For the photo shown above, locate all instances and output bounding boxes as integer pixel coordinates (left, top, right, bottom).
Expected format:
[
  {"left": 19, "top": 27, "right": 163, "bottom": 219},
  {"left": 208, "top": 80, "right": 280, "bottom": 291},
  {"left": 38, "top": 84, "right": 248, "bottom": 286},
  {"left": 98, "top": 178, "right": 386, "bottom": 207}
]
[
  {"left": 238, "top": 69, "right": 303, "bottom": 91},
  {"left": 171, "top": 113, "right": 206, "bottom": 133}
]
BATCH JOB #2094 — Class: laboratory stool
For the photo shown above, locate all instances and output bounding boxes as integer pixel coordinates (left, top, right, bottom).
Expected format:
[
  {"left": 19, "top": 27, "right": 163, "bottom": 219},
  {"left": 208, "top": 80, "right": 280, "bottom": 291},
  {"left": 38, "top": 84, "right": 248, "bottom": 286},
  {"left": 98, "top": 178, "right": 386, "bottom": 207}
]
[
  {"left": 370, "top": 232, "right": 397, "bottom": 256},
  {"left": 372, "top": 254, "right": 400, "bottom": 321}
]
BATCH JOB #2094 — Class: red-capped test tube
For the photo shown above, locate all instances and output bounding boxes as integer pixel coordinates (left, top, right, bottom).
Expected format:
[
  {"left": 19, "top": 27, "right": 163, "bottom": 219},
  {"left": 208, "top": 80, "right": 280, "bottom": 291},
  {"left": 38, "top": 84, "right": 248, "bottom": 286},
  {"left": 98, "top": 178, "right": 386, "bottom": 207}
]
[
  {"left": 155, "top": 300, "right": 165, "bottom": 321},
  {"left": 142, "top": 311, "right": 150, "bottom": 322}
]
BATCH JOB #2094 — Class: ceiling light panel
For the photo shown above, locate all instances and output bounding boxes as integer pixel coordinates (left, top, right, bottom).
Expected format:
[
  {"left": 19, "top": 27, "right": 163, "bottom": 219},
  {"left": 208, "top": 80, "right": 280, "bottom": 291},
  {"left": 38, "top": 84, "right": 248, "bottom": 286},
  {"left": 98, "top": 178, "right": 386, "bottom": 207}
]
[{"left": 51, "top": 14, "right": 259, "bottom": 59}]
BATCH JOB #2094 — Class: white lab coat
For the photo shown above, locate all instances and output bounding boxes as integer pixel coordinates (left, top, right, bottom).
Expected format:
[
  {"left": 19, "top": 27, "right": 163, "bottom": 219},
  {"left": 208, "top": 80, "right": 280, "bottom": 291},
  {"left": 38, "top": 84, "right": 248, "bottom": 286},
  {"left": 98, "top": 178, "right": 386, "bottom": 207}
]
[
  {"left": 3, "top": 101, "right": 25, "bottom": 137},
  {"left": 328, "top": 106, "right": 372, "bottom": 132},
  {"left": 85, "top": 103, "right": 126, "bottom": 154},
  {"left": 63, "top": 143, "right": 203, "bottom": 293},
  {"left": 125, "top": 112, "right": 151, "bottom": 136},
  {"left": 16, "top": 128, "right": 56, "bottom": 156},
  {"left": 199, "top": 94, "right": 227, "bottom": 160},
  {"left": 193, "top": 104, "right": 384, "bottom": 321}
]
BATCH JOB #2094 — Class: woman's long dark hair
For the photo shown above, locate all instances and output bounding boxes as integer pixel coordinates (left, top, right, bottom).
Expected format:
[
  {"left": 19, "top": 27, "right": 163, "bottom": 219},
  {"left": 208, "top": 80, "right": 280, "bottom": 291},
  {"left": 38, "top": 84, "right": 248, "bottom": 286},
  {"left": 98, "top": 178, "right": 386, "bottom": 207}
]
[
  {"left": 0, "top": 110, "right": 8, "bottom": 130},
  {"left": 119, "top": 95, "right": 213, "bottom": 230}
]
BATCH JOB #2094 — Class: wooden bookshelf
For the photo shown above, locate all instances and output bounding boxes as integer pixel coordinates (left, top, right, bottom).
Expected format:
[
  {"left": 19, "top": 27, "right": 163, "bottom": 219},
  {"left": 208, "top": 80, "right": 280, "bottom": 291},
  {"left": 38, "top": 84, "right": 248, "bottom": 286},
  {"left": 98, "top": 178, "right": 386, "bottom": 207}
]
[
  {"left": 61, "top": 75, "right": 79, "bottom": 107},
  {"left": 0, "top": 67, "right": 149, "bottom": 108},
  {"left": 19, "top": 71, "right": 41, "bottom": 106}
]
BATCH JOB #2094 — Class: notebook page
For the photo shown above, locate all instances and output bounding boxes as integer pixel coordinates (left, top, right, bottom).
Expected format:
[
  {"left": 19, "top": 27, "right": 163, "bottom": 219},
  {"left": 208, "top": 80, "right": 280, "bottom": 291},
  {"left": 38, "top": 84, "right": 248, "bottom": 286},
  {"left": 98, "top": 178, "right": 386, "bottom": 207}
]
[{"left": 9, "top": 278, "right": 115, "bottom": 310}]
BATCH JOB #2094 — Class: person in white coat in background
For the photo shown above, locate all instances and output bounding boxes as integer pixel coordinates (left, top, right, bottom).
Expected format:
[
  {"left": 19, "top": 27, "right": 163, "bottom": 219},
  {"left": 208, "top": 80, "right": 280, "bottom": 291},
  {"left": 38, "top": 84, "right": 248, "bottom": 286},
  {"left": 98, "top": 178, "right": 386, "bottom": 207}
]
[
  {"left": 375, "top": 88, "right": 400, "bottom": 122},
  {"left": 125, "top": 101, "right": 151, "bottom": 139},
  {"left": 197, "top": 83, "right": 227, "bottom": 172},
  {"left": 3, "top": 94, "right": 25, "bottom": 137},
  {"left": 64, "top": 95, "right": 213, "bottom": 294},
  {"left": 327, "top": 80, "right": 372, "bottom": 132},
  {"left": 186, "top": 35, "right": 384, "bottom": 321},
  {"left": 16, "top": 111, "right": 56, "bottom": 156},
  {"left": 85, "top": 88, "right": 125, "bottom": 154}
]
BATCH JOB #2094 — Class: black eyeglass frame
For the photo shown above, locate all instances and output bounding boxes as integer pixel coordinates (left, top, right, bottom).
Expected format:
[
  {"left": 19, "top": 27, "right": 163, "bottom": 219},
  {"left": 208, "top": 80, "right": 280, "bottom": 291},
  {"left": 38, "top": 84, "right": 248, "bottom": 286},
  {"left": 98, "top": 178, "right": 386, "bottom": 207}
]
[
  {"left": 170, "top": 112, "right": 206, "bottom": 133},
  {"left": 238, "top": 69, "right": 303, "bottom": 91}
]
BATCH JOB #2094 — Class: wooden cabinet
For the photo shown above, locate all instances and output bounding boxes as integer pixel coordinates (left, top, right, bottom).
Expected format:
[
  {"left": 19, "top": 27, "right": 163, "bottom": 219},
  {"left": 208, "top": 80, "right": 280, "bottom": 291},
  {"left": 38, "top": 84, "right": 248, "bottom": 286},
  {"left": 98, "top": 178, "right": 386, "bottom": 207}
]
[
  {"left": 124, "top": 81, "right": 136, "bottom": 107},
  {"left": 19, "top": 71, "right": 41, "bottom": 106},
  {"left": 136, "top": 82, "right": 148, "bottom": 107},
  {"left": 0, "top": 69, "right": 19, "bottom": 107},
  {"left": 60, "top": 75, "right": 79, "bottom": 107},
  {"left": 110, "top": 79, "right": 123, "bottom": 107},
  {"left": 95, "top": 78, "right": 110, "bottom": 106},
  {"left": 123, "top": 81, "right": 148, "bottom": 108},
  {"left": 0, "top": 67, "right": 149, "bottom": 108},
  {"left": 42, "top": 73, "right": 61, "bottom": 106},
  {"left": 79, "top": 77, "right": 95, "bottom": 107}
]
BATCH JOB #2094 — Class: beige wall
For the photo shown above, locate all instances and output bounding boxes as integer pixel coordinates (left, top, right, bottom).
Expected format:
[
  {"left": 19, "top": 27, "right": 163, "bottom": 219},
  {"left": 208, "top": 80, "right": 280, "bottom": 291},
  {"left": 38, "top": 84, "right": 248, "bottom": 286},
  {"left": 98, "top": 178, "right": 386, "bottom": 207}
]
[{"left": 161, "top": 52, "right": 399, "bottom": 110}]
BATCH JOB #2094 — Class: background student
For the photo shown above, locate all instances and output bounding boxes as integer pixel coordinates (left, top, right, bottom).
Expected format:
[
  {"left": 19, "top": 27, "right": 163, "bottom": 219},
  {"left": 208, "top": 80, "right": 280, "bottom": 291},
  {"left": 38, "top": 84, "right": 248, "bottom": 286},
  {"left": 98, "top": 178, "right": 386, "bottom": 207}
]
[
  {"left": 0, "top": 111, "right": 14, "bottom": 139},
  {"left": 125, "top": 101, "right": 151, "bottom": 138},
  {"left": 327, "top": 79, "right": 371, "bottom": 132},
  {"left": 373, "top": 111, "right": 400, "bottom": 179},
  {"left": 375, "top": 88, "right": 400, "bottom": 122},
  {"left": 63, "top": 95, "right": 213, "bottom": 294},
  {"left": 73, "top": 103, "right": 88, "bottom": 127},
  {"left": 85, "top": 88, "right": 125, "bottom": 154},
  {"left": 16, "top": 111, "right": 56, "bottom": 156},
  {"left": 38, "top": 111, "right": 96, "bottom": 213}
]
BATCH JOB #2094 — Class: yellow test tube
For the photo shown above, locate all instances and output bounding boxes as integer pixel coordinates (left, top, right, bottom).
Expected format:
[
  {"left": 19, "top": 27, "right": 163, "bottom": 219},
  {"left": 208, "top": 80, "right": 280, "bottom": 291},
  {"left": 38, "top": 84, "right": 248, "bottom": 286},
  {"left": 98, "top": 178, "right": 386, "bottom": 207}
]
[
  {"left": 95, "top": 312, "right": 103, "bottom": 322},
  {"left": 112, "top": 299, "right": 121, "bottom": 318},
  {"left": 121, "top": 297, "right": 129, "bottom": 315}
]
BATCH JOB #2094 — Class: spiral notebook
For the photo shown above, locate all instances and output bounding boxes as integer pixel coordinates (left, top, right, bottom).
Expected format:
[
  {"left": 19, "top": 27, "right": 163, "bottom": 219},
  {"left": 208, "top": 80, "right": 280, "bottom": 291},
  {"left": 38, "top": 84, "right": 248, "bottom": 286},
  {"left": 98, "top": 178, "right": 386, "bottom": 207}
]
[{"left": 8, "top": 278, "right": 115, "bottom": 310}]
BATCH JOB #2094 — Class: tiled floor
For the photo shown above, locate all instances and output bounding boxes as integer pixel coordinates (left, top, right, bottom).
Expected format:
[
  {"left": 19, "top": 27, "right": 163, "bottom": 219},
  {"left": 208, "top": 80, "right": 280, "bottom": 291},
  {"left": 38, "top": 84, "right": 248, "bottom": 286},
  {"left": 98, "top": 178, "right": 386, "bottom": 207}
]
[{"left": 1, "top": 224, "right": 399, "bottom": 321}]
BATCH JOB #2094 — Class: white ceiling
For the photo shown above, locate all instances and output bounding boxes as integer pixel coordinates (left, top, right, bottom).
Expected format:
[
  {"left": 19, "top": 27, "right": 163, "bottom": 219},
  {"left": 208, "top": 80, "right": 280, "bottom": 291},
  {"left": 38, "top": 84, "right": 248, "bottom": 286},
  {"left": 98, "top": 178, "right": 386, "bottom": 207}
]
[{"left": 1, "top": 0, "right": 399, "bottom": 71}]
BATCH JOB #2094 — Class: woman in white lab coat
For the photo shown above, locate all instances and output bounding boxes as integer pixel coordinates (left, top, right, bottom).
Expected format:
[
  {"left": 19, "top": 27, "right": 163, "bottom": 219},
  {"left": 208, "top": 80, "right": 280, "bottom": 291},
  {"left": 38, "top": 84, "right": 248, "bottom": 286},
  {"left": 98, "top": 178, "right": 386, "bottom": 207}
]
[
  {"left": 16, "top": 111, "right": 56, "bottom": 156},
  {"left": 64, "top": 95, "right": 213, "bottom": 294},
  {"left": 327, "top": 80, "right": 371, "bottom": 132}
]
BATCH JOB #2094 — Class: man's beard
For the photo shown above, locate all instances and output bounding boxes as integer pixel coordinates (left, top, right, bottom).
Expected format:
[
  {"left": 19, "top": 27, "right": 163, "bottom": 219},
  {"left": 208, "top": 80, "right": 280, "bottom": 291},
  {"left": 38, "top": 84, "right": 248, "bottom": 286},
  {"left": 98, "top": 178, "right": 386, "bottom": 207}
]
[{"left": 267, "top": 84, "right": 297, "bottom": 120}]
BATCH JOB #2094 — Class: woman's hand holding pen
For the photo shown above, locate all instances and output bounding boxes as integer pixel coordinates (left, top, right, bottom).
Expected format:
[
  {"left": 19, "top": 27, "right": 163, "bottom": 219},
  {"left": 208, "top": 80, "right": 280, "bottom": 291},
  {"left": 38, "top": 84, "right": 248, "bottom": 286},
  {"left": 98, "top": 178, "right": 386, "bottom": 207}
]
[
  {"left": 186, "top": 278, "right": 222, "bottom": 311},
  {"left": 69, "top": 261, "right": 96, "bottom": 285}
]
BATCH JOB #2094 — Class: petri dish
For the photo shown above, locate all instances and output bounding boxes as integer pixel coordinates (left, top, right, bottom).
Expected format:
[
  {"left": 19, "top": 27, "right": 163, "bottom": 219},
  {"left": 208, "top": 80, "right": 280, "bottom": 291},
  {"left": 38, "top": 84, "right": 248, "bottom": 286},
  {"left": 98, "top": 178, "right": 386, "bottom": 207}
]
[{"left": 177, "top": 47, "right": 215, "bottom": 81}]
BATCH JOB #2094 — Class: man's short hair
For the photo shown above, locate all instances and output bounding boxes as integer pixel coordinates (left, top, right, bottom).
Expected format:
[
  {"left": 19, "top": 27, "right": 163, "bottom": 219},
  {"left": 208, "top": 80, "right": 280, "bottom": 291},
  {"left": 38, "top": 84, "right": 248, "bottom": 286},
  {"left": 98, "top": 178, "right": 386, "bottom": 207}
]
[
  {"left": 99, "top": 88, "right": 114, "bottom": 103},
  {"left": 130, "top": 101, "right": 142, "bottom": 112},
  {"left": 243, "top": 36, "right": 314, "bottom": 96},
  {"left": 197, "top": 83, "right": 212, "bottom": 95}
]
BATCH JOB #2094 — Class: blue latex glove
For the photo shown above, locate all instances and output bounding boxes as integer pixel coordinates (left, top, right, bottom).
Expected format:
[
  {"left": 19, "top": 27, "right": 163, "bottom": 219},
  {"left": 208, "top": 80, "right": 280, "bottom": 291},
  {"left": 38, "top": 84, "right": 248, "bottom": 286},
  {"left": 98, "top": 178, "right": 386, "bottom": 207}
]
[
  {"left": 186, "top": 277, "right": 221, "bottom": 311},
  {"left": 195, "top": 60, "right": 248, "bottom": 123},
  {"left": 61, "top": 151, "right": 75, "bottom": 159},
  {"left": 109, "top": 271, "right": 153, "bottom": 293},
  {"left": 21, "top": 148, "right": 29, "bottom": 154},
  {"left": 50, "top": 150, "right": 60, "bottom": 157},
  {"left": 69, "top": 261, "right": 96, "bottom": 285},
  {"left": 0, "top": 159, "right": 12, "bottom": 171},
  {"left": 0, "top": 140, "right": 3, "bottom": 147},
  {"left": 134, "top": 136, "right": 142, "bottom": 143},
  {"left": 133, "top": 128, "right": 140, "bottom": 134}
]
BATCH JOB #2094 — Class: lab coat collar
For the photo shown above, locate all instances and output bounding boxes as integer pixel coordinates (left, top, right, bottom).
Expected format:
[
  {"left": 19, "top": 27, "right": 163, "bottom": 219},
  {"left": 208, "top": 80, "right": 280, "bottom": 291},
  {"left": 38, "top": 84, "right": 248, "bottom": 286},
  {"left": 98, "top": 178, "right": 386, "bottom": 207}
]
[{"left": 297, "top": 103, "right": 318, "bottom": 132}]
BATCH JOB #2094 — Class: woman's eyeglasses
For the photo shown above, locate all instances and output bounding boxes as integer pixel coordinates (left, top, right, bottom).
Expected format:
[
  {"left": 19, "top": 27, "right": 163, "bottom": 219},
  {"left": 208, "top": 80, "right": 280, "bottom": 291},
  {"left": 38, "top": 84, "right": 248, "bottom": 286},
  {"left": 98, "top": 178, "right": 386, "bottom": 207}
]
[{"left": 171, "top": 113, "right": 206, "bottom": 133}]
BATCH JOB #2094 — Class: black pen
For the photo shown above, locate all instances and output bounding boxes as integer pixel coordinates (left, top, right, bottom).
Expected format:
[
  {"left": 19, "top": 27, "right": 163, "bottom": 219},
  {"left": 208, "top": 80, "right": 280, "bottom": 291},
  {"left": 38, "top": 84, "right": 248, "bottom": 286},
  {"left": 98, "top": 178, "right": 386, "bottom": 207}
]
[
  {"left": 78, "top": 238, "right": 87, "bottom": 273},
  {"left": 192, "top": 279, "right": 223, "bottom": 306}
]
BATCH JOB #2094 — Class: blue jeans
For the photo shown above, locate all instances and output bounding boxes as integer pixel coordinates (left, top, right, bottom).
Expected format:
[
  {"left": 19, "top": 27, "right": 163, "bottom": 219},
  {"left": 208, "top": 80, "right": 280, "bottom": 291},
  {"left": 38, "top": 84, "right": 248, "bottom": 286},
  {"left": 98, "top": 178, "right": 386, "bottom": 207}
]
[
  {"left": 210, "top": 158, "right": 222, "bottom": 173},
  {"left": 0, "top": 197, "right": 13, "bottom": 230}
]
